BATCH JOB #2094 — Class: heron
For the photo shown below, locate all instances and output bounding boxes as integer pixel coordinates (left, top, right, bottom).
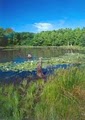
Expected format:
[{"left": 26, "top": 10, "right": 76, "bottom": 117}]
[{"left": 36, "top": 57, "right": 46, "bottom": 81}]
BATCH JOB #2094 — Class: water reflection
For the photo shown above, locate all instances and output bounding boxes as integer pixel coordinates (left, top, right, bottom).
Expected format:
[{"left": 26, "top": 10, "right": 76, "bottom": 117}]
[
  {"left": 0, "top": 47, "right": 84, "bottom": 63},
  {"left": 0, "top": 63, "right": 73, "bottom": 84}
]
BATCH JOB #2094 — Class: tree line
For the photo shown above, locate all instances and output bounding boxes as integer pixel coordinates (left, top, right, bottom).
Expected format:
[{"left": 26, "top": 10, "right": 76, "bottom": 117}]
[{"left": 0, "top": 27, "right": 85, "bottom": 46}]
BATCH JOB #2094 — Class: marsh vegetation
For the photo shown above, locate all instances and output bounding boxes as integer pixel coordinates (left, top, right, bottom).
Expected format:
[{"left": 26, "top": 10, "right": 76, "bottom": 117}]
[
  {"left": 0, "top": 67, "right": 85, "bottom": 120},
  {"left": 0, "top": 46, "right": 85, "bottom": 120}
]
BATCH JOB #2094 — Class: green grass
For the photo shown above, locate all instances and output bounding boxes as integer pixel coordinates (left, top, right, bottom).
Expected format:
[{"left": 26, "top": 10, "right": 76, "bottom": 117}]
[{"left": 0, "top": 67, "right": 85, "bottom": 120}]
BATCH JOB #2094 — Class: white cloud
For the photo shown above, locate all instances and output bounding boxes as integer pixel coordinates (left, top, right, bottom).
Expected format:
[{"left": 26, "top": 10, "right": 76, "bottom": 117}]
[
  {"left": 15, "top": 18, "right": 84, "bottom": 33},
  {"left": 33, "top": 19, "right": 66, "bottom": 32},
  {"left": 34, "top": 22, "right": 54, "bottom": 32}
]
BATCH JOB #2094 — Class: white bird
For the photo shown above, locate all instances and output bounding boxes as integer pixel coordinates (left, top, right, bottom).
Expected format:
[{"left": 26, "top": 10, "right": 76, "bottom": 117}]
[{"left": 28, "top": 54, "right": 32, "bottom": 59}]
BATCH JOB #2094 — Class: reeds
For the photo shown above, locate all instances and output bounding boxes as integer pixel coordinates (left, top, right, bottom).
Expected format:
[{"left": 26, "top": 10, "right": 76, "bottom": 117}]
[{"left": 0, "top": 67, "right": 85, "bottom": 120}]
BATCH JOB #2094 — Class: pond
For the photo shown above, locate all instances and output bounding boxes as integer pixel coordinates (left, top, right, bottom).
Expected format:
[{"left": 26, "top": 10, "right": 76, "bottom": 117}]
[
  {"left": 0, "top": 47, "right": 85, "bottom": 83},
  {"left": 0, "top": 47, "right": 84, "bottom": 63},
  {"left": 0, "top": 63, "right": 73, "bottom": 84}
]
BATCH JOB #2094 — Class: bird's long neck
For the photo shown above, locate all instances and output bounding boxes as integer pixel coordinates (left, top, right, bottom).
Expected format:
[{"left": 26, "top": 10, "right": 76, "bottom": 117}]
[{"left": 39, "top": 59, "right": 42, "bottom": 65}]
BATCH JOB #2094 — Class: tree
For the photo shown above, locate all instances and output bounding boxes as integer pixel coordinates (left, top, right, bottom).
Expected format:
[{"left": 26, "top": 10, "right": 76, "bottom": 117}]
[{"left": 0, "top": 27, "right": 8, "bottom": 46}]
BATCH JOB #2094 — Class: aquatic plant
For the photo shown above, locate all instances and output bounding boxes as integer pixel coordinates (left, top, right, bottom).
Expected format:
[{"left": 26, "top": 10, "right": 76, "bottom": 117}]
[{"left": 0, "top": 53, "right": 85, "bottom": 72}]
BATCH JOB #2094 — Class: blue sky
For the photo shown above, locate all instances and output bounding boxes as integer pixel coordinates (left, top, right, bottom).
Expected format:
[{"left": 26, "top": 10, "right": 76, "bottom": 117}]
[{"left": 0, "top": 0, "right": 85, "bottom": 32}]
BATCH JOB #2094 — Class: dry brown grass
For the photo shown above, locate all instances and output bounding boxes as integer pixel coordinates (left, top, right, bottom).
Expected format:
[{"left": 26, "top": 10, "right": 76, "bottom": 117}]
[
  {"left": 72, "top": 86, "right": 85, "bottom": 120},
  {"left": 72, "top": 86, "right": 85, "bottom": 100}
]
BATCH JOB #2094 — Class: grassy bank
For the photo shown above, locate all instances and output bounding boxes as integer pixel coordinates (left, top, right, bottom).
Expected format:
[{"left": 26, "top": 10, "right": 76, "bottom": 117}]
[
  {"left": 1, "top": 45, "right": 85, "bottom": 50},
  {"left": 0, "top": 67, "right": 85, "bottom": 120}
]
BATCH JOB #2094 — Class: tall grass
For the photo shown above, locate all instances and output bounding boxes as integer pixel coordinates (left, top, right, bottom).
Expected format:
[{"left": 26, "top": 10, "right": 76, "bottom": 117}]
[{"left": 0, "top": 67, "right": 85, "bottom": 120}]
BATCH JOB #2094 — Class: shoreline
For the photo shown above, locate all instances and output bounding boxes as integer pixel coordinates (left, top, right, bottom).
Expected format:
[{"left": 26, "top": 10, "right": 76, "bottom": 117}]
[{"left": 0, "top": 45, "right": 85, "bottom": 50}]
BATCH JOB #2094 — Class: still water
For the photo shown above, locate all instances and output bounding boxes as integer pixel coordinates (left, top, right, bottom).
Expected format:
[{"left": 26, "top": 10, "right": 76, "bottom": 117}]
[
  {"left": 0, "top": 47, "right": 84, "bottom": 83},
  {"left": 0, "top": 47, "right": 84, "bottom": 63}
]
